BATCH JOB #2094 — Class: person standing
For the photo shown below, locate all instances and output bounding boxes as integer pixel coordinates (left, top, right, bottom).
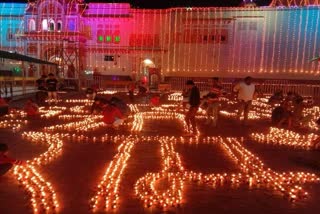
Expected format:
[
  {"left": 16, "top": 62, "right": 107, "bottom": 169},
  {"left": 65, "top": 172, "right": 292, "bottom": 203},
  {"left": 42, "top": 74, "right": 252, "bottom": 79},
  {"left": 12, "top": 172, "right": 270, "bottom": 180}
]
[
  {"left": 185, "top": 80, "right": 200, "bottom": 136},
  {"left": 35, "top": 74, "right": 47, "bottom": 105},
  {"left": 128, "top": 81, "right": 136, "bottom": 103},
  {"left": 46, "top": 73, "right": 58, "bottom": 105},
  {"left": 205, "top": 77, "right": 223, "bottom": 127},
  {"left": 233, "top": 76, "right": 255, "bottom": 125}
]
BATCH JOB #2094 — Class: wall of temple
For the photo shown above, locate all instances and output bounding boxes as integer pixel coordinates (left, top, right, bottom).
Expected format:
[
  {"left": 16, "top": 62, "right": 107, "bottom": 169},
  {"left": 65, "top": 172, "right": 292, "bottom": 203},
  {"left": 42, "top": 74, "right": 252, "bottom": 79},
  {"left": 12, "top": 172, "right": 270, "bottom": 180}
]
[{"left": 0, "top": 1, "right": 319, "bottom": 80}]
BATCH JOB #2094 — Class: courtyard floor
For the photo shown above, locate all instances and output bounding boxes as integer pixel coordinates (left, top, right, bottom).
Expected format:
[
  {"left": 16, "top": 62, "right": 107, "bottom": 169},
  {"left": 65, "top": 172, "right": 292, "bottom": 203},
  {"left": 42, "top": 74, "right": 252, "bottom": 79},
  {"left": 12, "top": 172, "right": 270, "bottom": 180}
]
[{"left": 0, "top": 91, "right": 319, "bottom": 214}]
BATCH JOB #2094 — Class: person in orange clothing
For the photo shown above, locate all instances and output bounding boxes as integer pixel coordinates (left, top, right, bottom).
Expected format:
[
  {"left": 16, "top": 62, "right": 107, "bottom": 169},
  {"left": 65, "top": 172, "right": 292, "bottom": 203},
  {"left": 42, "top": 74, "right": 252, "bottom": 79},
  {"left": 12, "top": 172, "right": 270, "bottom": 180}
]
[
  {"left": 0, "top": 143, "right": 25, "bottom": 176},
  {"left": 102, "top": 102, "right": 124, "bottom": 129},
  {"left": 23, "top": 99, "right": 39, "bottom": 117}
]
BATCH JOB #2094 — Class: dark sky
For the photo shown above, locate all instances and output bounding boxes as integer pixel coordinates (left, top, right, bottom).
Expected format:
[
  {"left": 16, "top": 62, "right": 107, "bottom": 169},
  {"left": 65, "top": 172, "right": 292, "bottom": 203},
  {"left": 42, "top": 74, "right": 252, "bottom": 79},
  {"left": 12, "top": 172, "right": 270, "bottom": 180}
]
[{"left": 0, "top": 0, "right": 272, "bottom": 8}]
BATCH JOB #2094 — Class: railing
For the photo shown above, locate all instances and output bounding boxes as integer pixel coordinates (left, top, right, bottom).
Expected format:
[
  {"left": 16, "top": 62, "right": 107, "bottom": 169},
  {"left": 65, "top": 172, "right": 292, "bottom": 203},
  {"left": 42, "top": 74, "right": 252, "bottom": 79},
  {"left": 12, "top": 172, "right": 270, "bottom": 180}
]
[{"left": 0, "top": 77, "right": 38, "bottom": 98}]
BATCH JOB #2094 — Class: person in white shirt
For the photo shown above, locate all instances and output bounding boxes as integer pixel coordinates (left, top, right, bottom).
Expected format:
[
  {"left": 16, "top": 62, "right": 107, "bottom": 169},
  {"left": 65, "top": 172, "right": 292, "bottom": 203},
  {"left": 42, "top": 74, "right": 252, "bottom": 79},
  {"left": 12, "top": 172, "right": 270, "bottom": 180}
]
[{"left": 233, "top": 76, "right": 255, "bottom": 125}]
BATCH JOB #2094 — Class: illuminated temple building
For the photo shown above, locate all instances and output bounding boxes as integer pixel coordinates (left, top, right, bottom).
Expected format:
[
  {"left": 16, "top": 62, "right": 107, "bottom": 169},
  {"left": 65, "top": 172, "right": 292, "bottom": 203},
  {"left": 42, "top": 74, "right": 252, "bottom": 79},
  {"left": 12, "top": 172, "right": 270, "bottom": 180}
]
[{"left": 0, "top": 0, "right": 319, "bottom": 82}]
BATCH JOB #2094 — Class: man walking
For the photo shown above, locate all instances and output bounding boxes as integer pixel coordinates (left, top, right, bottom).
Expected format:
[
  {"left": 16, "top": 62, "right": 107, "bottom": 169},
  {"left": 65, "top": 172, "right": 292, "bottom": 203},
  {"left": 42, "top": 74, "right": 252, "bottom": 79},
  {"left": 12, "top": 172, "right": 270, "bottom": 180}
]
[{"left": 233, "top": 76, "right": 255, "bottom": 125}]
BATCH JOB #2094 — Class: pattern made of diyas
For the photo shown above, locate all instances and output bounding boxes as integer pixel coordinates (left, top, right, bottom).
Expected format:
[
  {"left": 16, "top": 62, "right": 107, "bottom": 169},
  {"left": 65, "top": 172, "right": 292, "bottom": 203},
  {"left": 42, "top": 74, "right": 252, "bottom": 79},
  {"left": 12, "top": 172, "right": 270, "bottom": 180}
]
[
  {"left": 0, "top": 96, "right": 319, "bottom": 213},
  {"left": 12, "top": 131, "right": 64, "bottom": 213},
  {"left": 39, "top": 106, "right": 67, "bottom": 119},
  {"left": 251, "top": 127, "right": 319, "bottom": 150},
  {"left": 134, "top": 136, "right": 320, "bottom": 209},
  {"left": 0, "top": 119, "right": 27, "bottom": 132},
  {"left": 130, "top": 110, "right": 194, "bottom": 134},
  {"left": 90, "top": 137, "right": 137, "bottom": 211}
]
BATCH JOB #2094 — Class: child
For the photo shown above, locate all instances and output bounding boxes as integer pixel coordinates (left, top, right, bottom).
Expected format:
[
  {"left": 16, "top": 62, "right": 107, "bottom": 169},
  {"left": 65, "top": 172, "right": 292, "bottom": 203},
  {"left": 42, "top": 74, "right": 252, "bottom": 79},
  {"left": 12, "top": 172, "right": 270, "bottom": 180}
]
[
  {"left": 0, "top": 143, "right": 24, "bottom": 176},
  {"left": 102, "top": 103, "right": 124, "bottom": 129},
  {"left": 24, "top": 99, "right": 39, "bottom": 117}
]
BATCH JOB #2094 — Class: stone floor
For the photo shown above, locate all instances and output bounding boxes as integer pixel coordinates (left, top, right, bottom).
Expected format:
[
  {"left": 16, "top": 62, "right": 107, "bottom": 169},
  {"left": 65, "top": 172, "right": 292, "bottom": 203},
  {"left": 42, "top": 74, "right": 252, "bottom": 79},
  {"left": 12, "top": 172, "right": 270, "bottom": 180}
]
[{"left": 0, "top": 92, "right": 319, "bottom": 214}]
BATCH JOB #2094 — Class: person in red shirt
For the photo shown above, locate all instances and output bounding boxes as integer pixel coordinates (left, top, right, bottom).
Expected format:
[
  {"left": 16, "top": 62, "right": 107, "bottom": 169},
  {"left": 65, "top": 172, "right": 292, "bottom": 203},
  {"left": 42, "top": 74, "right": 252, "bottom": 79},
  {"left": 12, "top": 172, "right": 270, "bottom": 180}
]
[
  {"left": 102, "top": 103, "right": 124, "bottom": 129},
  {"left": 0, "top": 143, "right": 24, "bottom": 176},
  {"left": 24, "top": 99, "right": 39, "bottom": 117}
]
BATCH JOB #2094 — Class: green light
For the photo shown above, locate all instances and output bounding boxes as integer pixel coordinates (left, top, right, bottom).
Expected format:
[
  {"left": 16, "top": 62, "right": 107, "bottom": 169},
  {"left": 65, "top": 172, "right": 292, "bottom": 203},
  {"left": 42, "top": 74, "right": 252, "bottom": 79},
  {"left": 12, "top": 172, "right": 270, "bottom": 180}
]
[
  {"left": 98, "top": 35, "right": 103, "bottom": 41},
  {"left": 115, "top": 36, "right": 120, "bottom": 42},
  {"left": 106, "top": 36, "right": 111, "bottom": 42},
  {"left": 12, "top": 67, "right": 21, "bottom": 75}
]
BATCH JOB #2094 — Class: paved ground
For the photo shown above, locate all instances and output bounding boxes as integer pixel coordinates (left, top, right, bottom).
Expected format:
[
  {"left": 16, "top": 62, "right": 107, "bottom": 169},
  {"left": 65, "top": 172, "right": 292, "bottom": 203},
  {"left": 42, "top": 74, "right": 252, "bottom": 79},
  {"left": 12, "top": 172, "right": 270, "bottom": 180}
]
[{"left": 0, "top": 92, "right": 319, "bottom": 214}]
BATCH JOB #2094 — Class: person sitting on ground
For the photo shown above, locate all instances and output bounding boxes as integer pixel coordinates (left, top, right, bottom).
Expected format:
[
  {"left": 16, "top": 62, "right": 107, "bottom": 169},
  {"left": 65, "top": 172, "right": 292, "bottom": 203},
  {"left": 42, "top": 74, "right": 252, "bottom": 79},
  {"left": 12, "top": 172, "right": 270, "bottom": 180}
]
[
  {"left": 85, "top": 86, "right": 97, "bottom": 100},
  {"left": 90, "top": 97, "right": 109, "bottom": 114},
  {"left": 0, "top": 95, "right": 9, "bottom": 117},
  {"left": 24, "top": 99, "right": 39, "bottom": 117},
  {"left": 292, "top": 96, "right": 312, "bottom": 127},
  {"left": 0, "top": 143, "right": 25, "bottom": 176},
  {"left": 102, "top": 101, "right": 124, "bottom": 129},
  {"left": 110, "top": 96, "right": 130, "bottom": 117},
  {"left": 272, "top": 100, "right": 292, "bottom": 128},
  {"left": 150, "top": 94, "right": 161, "bottom": 107}
]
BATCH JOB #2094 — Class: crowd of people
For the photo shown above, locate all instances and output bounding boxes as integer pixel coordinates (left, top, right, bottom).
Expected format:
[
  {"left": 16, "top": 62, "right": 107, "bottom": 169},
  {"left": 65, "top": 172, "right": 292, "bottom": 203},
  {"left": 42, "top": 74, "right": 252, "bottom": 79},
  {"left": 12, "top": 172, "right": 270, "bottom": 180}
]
[
  {"left": 182, "top": 76, "right": 257, "bottom": 136},
  {"left": 181, "top": 76, "right": 319, "bottom": 138}
]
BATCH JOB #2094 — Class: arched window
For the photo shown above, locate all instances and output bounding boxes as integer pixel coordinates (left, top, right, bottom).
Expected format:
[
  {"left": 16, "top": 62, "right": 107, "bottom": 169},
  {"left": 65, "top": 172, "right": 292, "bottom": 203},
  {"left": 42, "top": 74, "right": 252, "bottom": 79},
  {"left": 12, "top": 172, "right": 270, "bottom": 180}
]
[
  {"left": 42, "top": 19, "right": 48, "bottom": 31},
  {"left": 57, "top": 21, "right": 62, "bottom": 31},
  {"left": 49, "top": 19, "right": 55, "bottom": 31},
  {"left": 29, "top": 19, "right": 36, "bottom": 31}
]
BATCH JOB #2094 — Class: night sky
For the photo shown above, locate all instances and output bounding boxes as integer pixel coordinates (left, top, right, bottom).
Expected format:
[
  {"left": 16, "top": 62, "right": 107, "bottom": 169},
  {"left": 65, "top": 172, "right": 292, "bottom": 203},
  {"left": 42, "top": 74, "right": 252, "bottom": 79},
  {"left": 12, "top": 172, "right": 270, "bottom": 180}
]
[{"left": 0, "top": 0, "right": 272, "bottom": 8}]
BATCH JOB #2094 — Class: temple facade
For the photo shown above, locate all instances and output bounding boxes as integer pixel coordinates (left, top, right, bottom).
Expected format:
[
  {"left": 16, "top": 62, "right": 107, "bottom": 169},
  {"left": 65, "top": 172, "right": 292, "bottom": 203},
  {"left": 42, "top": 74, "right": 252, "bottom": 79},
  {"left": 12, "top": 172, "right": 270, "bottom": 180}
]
[{"left": 0, "top": 0, "right": 319, "bottom": 81}]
